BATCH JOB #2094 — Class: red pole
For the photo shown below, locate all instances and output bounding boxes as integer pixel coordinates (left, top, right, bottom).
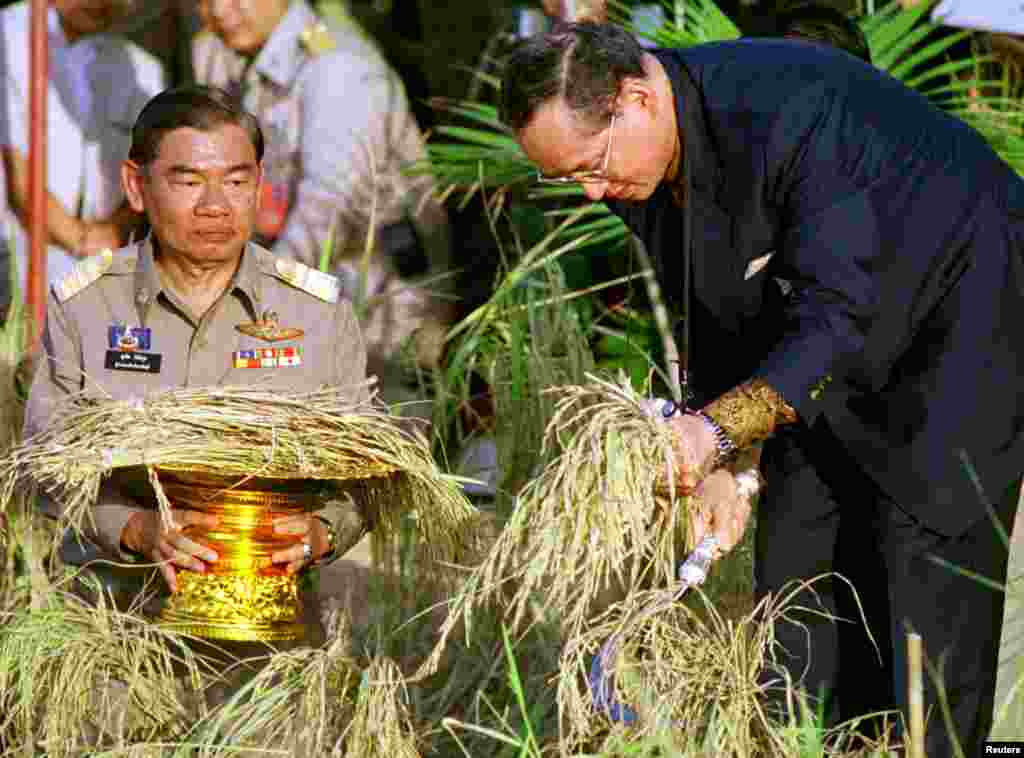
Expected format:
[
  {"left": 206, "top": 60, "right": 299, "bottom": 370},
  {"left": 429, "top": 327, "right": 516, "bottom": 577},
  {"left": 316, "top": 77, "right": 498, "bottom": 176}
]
[{"left": 26, "top": 0, "right": 48, "bottom": 347}]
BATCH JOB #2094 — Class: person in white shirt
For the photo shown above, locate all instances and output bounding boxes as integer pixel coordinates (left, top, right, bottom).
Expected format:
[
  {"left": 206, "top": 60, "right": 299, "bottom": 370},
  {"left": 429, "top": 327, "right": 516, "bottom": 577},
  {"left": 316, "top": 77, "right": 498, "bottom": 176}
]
[{"left": 0, "top": 0, "right": 166, "bottom": 311}]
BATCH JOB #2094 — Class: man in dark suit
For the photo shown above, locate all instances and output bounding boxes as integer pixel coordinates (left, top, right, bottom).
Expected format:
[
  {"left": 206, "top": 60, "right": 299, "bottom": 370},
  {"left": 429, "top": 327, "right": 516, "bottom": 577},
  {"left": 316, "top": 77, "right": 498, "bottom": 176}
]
[{"left": 501, "top": 22, "right": 1024, "bottom": 756}]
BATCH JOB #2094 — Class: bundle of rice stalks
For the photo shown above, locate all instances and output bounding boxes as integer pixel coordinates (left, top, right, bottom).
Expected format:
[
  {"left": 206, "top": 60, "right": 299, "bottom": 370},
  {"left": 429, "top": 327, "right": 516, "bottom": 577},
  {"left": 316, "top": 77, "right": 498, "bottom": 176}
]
[
  {"left": 0, "top": 583, "right": 210, "bottom": 756},
  {"left": 559, "top": 580, "right": 900, "bottom": 758},
  {"left": 0, "top": 384, "right": 481, "bottom": 574},
  {"left": 558, "top": 587, "right": 776, "bottom": 756},
  {"left": 180, "top": 633, "right": 420, "bottom": 757},
  {"left": 418, "top": 374, "right": 697, "bottom": 677}
]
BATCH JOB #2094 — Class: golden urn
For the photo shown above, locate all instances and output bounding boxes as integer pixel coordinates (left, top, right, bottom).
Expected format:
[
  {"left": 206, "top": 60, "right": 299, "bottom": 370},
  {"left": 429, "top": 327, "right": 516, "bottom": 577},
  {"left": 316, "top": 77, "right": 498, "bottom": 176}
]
[{"left": 154, "top": 468, "right": 326, "bottom": 643}]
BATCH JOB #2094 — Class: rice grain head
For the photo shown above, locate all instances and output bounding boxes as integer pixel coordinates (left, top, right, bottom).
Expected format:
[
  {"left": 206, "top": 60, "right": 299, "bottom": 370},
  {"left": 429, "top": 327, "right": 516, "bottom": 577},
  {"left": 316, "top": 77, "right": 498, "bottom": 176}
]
[{"left": 417, "top": 373, "right": 693, "bottom": 679}]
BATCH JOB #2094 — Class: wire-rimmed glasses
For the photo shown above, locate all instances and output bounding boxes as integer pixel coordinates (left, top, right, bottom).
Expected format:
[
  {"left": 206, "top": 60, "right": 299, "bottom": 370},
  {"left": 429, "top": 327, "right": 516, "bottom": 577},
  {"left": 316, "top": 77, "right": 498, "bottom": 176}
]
[{"left": 535, "top": 112, "right": 616, "bottom": 185}]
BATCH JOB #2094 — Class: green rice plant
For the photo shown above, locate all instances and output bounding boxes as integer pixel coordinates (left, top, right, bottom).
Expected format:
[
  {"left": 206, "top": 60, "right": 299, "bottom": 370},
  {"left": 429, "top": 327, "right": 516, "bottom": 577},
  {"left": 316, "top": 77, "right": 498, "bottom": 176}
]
[{"left": 427, "top": 201, "right": 643, "bottom": 503}]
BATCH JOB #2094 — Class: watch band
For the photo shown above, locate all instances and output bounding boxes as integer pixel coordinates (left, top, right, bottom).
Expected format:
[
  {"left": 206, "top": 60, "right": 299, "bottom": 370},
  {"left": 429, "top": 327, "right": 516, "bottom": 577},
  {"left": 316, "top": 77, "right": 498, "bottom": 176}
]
[
  {"left": 309, "top": 514, "right": 340, "bottom": 568},
  {"left": 688, "top": 409, "right": 739, "bottom": 466}
]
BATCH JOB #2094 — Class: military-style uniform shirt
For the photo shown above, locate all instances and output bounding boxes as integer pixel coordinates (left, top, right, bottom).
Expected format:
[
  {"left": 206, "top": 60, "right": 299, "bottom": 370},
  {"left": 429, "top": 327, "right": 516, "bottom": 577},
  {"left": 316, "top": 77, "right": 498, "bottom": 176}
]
[
  {"left": 25, "top": 239, "right": 370, "bottom": 560},
  {"left": 192, "top": 0, "right": 451, "bottom": 363}
]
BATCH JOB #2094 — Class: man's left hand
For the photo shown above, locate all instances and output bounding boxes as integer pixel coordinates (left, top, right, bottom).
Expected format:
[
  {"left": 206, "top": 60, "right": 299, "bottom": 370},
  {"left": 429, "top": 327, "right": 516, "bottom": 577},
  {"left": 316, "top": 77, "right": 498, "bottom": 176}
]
[
  {"left": 271, "top": 514, "right": 330, "bottom": 574},
  {"left": 664, "top": 412, "right": 719, "bottom": 493}
]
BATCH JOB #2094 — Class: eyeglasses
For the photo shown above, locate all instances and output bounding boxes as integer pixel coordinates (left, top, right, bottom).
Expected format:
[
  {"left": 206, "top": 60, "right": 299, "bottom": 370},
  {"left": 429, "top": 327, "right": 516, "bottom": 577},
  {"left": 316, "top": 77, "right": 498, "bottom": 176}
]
[{"left": 536, "top": 112, "right": 616, "bottom": 185}]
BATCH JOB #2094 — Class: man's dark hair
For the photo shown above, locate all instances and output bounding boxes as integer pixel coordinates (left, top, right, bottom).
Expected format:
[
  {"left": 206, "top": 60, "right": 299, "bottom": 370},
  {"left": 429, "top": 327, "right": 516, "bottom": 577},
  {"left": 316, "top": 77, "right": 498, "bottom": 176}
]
[
  {"left": 775, "top": 2, "right": 872, "bottom": 63},
  {"left": 500, "top": 22, "right": 646, "bottom": 133},
  {"left": 128, "top": 85, "right": 265, "bottom": 166}
]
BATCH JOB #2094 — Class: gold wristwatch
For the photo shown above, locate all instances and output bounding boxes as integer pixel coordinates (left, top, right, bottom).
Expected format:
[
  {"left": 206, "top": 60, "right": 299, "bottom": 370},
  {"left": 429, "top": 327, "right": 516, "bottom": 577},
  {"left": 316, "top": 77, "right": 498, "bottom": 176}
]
[{"left": 310, "top": 514, "right": 340, "bottom": 568}]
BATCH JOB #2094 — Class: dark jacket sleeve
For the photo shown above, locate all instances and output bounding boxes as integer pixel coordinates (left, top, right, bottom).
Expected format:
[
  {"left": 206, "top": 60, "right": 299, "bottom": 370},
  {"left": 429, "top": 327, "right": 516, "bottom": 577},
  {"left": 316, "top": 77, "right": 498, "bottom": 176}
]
[{"left": 754, "top": 176, "right": 884, "bottom": 423}]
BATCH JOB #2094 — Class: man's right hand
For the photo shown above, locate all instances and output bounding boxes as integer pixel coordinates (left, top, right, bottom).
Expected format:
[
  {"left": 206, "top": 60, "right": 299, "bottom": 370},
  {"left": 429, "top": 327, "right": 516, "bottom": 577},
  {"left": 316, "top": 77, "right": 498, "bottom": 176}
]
[
  {"left": 120, "top": 509, "right": 220, "bottom": 593},
  {"left": 76, "top": 221, "right": 123, "bottom": 258},
  {"left": 688, "top": 468, "right": 754, "bottom": 555}
]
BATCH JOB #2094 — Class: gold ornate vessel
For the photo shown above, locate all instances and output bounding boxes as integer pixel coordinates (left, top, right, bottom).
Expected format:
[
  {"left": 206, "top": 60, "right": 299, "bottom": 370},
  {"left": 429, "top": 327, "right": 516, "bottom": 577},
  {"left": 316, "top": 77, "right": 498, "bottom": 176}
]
[{"left": 154, "top": 468, "right": 323, "bottom": 642}]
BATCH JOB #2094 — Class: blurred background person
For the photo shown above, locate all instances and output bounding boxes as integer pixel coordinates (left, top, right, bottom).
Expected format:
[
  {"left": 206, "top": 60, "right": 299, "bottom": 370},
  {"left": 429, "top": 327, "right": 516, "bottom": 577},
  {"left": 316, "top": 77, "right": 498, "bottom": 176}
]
[
  {"left": 192, "top": 0, "right": 453, "bottom": 402},
  {"left": 542, "top": 0, "right": 606, "bottom": 24},
  {"left": 774, "top": 0, "right": 872, "bottom": 63},
  {"left": 0, "top": 0, "right": 167, "bottom": 316}
]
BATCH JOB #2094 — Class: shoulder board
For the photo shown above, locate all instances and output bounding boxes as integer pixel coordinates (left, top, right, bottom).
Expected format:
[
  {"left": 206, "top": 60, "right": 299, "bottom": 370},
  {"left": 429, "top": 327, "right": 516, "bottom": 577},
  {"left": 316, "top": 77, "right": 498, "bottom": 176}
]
[
  {"left": 54, "top": 248, "right": 115, "bottom": 303},
  {"left": 300, "top": 21, "right": 336, "bottom": 56},
  {"left": 273, "top": 258, "right": 340, "bottom": 303}
]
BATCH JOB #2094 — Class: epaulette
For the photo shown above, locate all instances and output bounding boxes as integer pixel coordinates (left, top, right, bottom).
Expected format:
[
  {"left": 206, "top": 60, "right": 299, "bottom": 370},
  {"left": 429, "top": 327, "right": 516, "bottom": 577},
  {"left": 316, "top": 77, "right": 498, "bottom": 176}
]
[
  {"left": 54, "top": 248, "right": 115, "bottom": 303},
  {"left": 273, "top": 258, "right": 340, "bottom": 303},
  {"left": 300, "top": 21, "right": 336, "bottom": 56}
]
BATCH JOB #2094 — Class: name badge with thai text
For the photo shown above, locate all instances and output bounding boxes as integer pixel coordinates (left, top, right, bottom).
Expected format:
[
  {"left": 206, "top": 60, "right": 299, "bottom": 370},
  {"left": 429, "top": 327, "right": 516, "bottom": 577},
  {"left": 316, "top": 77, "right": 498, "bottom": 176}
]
[{"left": 105, "top": 350, "right": 162, "bottom": 373}]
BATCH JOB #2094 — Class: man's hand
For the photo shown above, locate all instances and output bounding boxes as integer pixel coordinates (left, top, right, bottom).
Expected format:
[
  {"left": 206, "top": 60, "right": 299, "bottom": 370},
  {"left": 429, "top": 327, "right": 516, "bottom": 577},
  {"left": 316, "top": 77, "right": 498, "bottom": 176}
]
[
  {"left": 76, "top": 221, "right": 124, "bottom": 258},
  {"left": 688, "top": 468, "right": 754, "bottom": 555},
  {"left": 664, "top": 411, "right": 719, "bottom": 494},
  {"left": 120, "top": 509, "right": 220, "bottom": 593},
  {"left": 271, "top": 513, "right": 330, "bottom": 574}
]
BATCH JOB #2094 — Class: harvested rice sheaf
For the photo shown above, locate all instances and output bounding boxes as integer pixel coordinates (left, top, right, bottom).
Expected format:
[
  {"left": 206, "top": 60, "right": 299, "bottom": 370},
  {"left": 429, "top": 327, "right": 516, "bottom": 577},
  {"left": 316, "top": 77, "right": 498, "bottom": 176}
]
[
  {"left": 418, "top": 374, "right": 695, "bottom": 678},
  {"left": 0, "top": 384, "right": 483, "bottom": 578},
  {"left": 183, "top": 634, "right": 420, "bottom": 757},
  {"left": 558, "top": 582, "right": 902, "bottom": 758},
  {"left": 0, "top": 584, "right": 211, "bottom": 757}
]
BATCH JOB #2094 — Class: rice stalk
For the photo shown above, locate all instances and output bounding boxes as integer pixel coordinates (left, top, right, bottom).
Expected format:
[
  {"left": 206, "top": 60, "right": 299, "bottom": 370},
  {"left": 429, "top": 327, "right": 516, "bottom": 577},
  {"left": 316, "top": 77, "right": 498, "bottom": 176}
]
[
  {"left": 557, "top": 588, "right": 776, "bottom": 756},
  {"left": 486, "top": 263, "right": 596, "bottom": 504},
  {"left": 417, "top": 373, "right": 691, "bottom": 679},
  {"left": 343, "top": 657, "right": 421, "bottom": 758},
  {"left": 0, "top": 385, "right": 483, "bottom": 579},
  {"left": 0, "top": 581, "right": 210, "bottom": 757},
  {"left": 557, "top": 579, "right": 903, "bottom": 758},
  {"left": 173, "top": 633, "right": 419, "bottom": 758}
]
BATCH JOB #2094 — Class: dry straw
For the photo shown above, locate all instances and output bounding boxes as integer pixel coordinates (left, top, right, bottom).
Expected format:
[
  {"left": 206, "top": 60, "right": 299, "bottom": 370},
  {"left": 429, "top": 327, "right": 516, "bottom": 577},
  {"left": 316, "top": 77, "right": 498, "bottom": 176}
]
[
  {"left": 418, "top": 373, "right": 692, "bottom": 678},
  {"left": 558, "top": 587, "right": 777, "bottom": 756},
  {"left": 558, "top": 581, "right": 901, "bottom": 758},
  {"left": 176, "top": 630, "right": 420, "bottom": 757},
  {"left": 0, "top": 581, "right": 211, "bottom": 756},
  {"left": 0, "top": 383, "right": 482, "bottom": 575}
]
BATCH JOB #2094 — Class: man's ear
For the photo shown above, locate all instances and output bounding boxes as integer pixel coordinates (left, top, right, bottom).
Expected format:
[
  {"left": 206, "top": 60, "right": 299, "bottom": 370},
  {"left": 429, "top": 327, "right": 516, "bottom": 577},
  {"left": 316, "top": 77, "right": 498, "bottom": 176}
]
[
  {"left": 121, "top": 160, "right": 146, "bottom": 214},
  {"left": 619, "top": 74, "right": 659, "bottom": 116}
]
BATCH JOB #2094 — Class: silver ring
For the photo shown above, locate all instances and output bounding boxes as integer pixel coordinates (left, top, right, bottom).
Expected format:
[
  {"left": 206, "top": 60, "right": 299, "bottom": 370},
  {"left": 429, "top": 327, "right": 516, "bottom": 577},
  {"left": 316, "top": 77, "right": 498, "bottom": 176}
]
[{"left": 301, "top": 541, "right": 312, "bottom": 562}]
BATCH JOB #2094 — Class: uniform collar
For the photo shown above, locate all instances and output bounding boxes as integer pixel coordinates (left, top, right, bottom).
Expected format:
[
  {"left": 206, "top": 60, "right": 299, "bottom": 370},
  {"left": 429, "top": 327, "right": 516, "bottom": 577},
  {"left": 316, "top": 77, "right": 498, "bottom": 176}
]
[
  {"left": 134, "top": 237, "right": 263, "bottom": 319},
  {"left": 251, "top": 0, "right": 318, "bottom": 89}
]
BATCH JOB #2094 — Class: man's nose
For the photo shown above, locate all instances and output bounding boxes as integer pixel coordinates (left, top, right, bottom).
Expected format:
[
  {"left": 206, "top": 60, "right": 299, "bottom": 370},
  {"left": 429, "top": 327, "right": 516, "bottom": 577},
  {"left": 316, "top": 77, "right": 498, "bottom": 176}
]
[
  {"left": 582, "top": 180, "right": 608, "bottom": 202},
  {"left": 196, "top": 182, "right": 231, "bottom": 215}
]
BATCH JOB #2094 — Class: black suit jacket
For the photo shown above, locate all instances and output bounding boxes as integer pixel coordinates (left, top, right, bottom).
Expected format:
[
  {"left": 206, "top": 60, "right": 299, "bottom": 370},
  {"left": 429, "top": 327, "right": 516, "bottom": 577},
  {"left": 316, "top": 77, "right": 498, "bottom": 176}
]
[{"left": 607, "top": 39, "right": 1024, "bottom": 535}]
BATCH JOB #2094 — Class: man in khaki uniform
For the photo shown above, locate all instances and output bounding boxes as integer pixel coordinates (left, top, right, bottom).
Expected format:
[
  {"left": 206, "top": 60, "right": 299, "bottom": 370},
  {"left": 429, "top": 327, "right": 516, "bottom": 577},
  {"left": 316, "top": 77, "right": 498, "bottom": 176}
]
[
  {"left": 192, "top": 0, "right": 452, "bottom": 376},
  {"left": 25, "top": 85, "right": 371, "bottom": 595}
]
